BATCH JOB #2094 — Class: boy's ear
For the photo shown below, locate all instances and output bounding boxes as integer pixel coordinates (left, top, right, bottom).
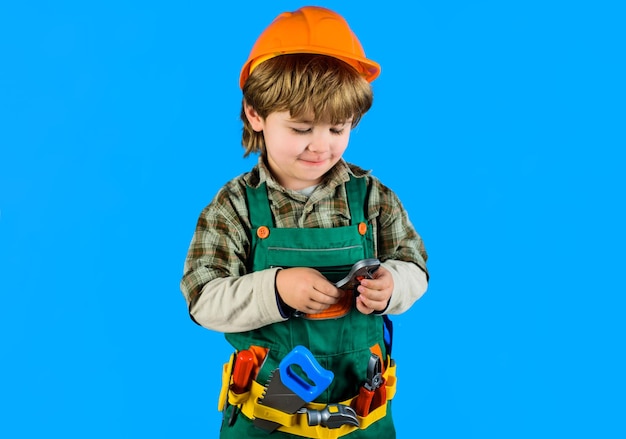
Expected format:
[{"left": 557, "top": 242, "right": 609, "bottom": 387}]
[{"left": 243, "top": 102, "right": 264, "bottom": 132}]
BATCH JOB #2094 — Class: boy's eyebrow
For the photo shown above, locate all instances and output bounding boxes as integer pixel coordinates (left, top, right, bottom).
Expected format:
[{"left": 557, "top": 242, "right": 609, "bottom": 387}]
[
  {"left": 288, "top": 118, "right": 314, "bottom": 124},
  {"left": 287, "top": 117, "right": 352, "bottom": 125}
]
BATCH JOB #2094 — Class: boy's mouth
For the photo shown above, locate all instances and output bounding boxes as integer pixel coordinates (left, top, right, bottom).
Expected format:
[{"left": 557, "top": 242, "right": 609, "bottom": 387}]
[{"left": 299, "top": 156, "right": 330, "bottom": 165}]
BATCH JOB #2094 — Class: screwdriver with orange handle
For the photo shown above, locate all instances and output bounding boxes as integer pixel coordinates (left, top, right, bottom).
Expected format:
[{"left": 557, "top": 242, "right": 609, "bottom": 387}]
[
  {"left": 230, "top": 349, "right": 256, "bottom": 394},
  {"left": 227, "top": 349, "right": 256, "bottom": 427}
]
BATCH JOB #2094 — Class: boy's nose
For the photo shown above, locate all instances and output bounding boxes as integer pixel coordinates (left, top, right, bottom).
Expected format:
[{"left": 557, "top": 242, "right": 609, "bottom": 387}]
[{"left": 307, "top": 133, "right": 331, "bottom": 153}]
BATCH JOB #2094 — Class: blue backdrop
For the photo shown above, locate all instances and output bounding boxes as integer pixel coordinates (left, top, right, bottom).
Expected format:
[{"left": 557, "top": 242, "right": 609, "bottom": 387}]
[{"left": 1, "top": 1, "right": 624, "bottom": 438}]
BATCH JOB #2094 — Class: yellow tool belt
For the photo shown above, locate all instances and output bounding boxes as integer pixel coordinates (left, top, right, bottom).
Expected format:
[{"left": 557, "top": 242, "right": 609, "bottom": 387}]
[{"left": 218, "top": 354, "right": 397, "bottom": 439}]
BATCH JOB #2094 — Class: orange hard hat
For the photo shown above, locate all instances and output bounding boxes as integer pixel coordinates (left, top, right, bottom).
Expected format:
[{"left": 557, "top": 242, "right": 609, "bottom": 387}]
[{"left": 239, "top": 6, "right": 380, "bottom": 89}]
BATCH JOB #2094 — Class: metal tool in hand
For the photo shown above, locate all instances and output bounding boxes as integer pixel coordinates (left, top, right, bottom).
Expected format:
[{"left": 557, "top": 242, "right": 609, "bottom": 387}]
[{"left": 334, "top": 258, "right": 381, "bottom": 291}]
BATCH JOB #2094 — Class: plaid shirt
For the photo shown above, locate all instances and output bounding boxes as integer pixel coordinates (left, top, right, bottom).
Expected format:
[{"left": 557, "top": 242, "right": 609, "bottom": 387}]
[{"left": 181, "top": 158, "right": 428, "bottom": 311}]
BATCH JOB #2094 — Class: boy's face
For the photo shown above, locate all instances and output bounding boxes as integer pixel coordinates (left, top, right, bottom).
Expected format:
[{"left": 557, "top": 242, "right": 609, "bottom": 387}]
[{"left": 247, "top": 109, "right": 352, "bottom": 191}]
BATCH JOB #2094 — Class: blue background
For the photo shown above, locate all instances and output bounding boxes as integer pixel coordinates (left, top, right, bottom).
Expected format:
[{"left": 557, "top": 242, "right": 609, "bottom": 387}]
[{"left": 1, "top": 1, "right": 624, "bottom": 438}]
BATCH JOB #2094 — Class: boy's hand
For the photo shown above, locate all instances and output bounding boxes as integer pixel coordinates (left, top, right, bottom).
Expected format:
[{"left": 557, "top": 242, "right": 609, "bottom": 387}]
[
  {"left": 355, "top": 265, "right": 394, "bottom": 314},
  {"left": 276, "top": 267, "right": 344, "bottom": 315}
]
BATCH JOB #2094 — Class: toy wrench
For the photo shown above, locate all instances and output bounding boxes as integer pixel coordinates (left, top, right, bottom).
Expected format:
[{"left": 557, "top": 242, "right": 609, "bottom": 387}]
[{"left": 335, "top": 258, "right": 380, "bottom": 290}]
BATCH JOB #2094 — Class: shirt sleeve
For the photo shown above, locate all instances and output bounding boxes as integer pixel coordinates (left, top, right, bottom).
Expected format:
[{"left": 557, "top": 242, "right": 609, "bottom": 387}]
[
  {"left": 180, "top": 183, "right": 287, "bottom": 332},
  {"left": 381, "top": 259, "right": 428, "bottom": 314},
  {"left": 189, "top": 268, "right": 287, "bottom": 332},
  {"left": 367, "top": 175, "right": 429, "bottom": 312}
]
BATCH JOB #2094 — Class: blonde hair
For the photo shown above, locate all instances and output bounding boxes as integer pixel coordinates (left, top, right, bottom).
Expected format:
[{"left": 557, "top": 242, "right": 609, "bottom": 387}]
[{"left": 240, "top": 54, "right": 374, "bottom": 156}]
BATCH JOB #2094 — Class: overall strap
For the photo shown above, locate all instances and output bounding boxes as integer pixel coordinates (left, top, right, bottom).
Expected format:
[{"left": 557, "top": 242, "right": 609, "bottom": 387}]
[
  {"left": 345, "top": 175, "right": 368, "bottom": 225},
  {"left": 245, "top": 182, "right": 273, "bottom": 227}
]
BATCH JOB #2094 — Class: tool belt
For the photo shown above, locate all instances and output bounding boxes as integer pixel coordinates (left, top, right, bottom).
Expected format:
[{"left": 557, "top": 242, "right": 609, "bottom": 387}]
[{"left": 218, "top": 353, "right": 397, "bottom": 439}]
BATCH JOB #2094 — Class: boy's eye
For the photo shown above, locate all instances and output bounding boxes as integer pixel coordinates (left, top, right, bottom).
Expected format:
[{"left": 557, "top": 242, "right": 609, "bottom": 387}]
[
  {"left": 290, "top": 126, "right": 346, "bottom": 135},
  {"left": 292, "top": 127, "right": 312, "bottom": 134}
]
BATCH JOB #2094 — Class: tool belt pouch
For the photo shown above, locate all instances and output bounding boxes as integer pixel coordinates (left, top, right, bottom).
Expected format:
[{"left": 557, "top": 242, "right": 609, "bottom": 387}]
[
  {"left": 219, "top": 346, "right": 270, "bottom": 413},
  {"left": 218, "top": 353, "right": 235, "bottom": 412},
  {"left": 384, "top": 357, "right": 397, "bottom": 401},
  {"left": 230, "top": 358, "right": 398, "bottom": 439},
  {"left": 218, "top": 353, "right": 255, "bottom": 411}
]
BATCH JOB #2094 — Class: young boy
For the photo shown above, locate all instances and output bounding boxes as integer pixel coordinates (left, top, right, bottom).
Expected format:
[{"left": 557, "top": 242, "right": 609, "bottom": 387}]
[{"left": 181, "top": 6, "right": 428, "bottom": 438}]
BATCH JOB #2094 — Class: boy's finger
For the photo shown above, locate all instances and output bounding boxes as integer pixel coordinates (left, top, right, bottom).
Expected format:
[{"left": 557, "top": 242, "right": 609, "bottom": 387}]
[
  {"left": 312, "top": 291, "right": 339, "bottom": 305},
  {"left": 358, "top": 278, "right": 384, "bottom": 291},
  {"left": 355, "top": 297, "right": 374, "bottom": 315},
  {"left": 357, "top": 284, "right": 385, "bottom": 300},
  {"left": 314, "top": 283, "right": 343, "bottom": 298}
]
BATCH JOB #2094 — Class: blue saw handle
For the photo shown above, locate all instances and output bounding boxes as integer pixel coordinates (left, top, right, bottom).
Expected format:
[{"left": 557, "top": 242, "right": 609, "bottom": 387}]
[{"left": 279, "top": 345, "right": 334, "bottom": 403}]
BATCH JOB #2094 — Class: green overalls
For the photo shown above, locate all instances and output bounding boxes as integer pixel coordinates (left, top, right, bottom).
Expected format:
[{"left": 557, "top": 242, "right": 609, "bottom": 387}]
[{"left": 220, "top": 176, "right": 395, "bottom": 438}]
